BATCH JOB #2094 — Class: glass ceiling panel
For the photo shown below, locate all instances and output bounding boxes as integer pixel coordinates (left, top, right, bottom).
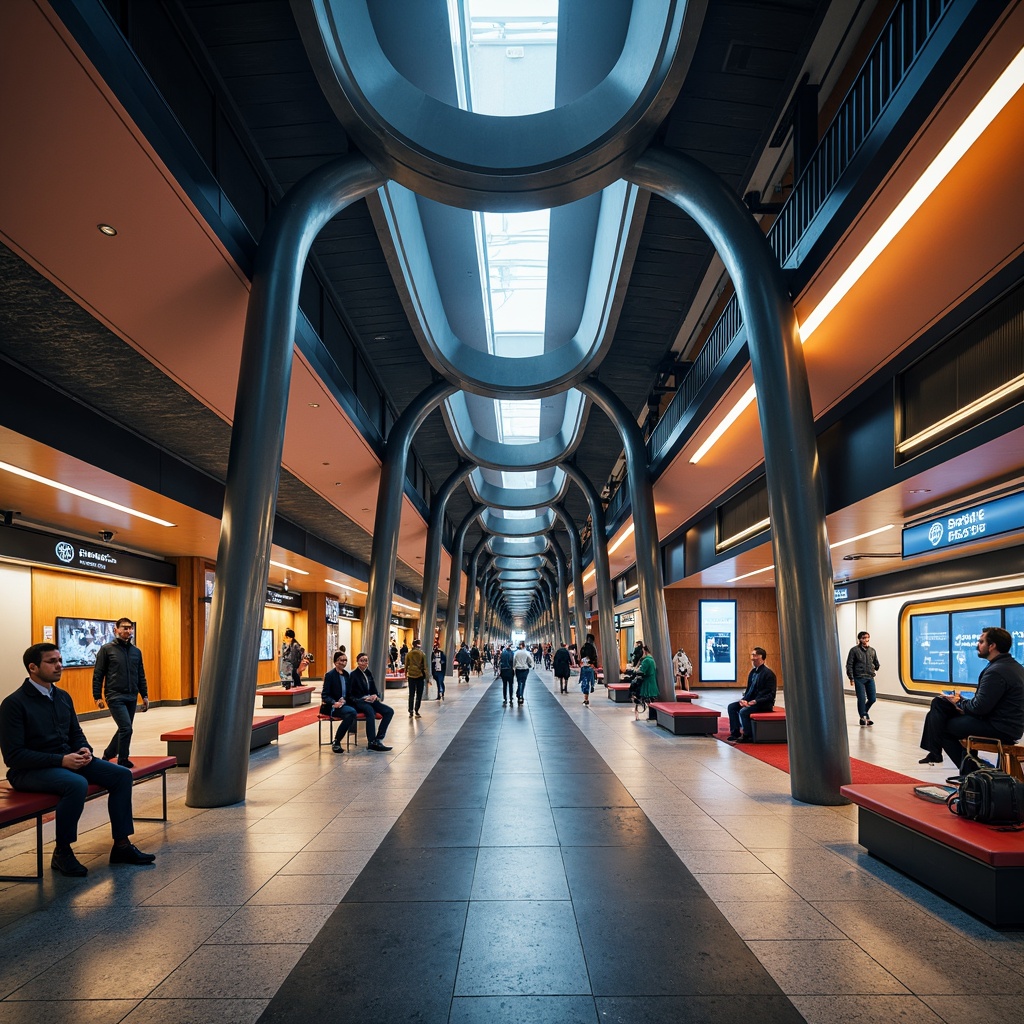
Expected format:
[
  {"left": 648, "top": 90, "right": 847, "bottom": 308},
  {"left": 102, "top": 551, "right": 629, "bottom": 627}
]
[
  {"left": 502, "top": 471, "right": 538, "bottom": 489},
  {"left": 450, "top": 1, "right": 557, "bottom": 359}
]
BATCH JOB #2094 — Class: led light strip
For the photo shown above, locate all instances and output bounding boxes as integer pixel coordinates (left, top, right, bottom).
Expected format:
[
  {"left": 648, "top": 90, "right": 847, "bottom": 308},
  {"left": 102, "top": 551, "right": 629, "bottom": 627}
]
[
  {"left": 270, "top": 560, "right": 309, "bottom": 575},
  {"left": 0, "top": 460, "right": 176, "bottom": 527},
  {"left": 691, "top": 45, "right": 1024, "bottom": 466},
  {"left": 726, "top": 524, "right": 895, "bottom": 581},
  {"left": 608, "top": 523, "right": 635, "bottom": 555}
]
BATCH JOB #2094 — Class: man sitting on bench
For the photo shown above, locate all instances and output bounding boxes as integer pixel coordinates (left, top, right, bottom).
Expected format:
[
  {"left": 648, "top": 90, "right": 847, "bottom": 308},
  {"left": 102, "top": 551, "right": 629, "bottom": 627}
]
[
  {"left": 322, "top": 650, "right": 358, "bottom": 753},
  {"left": 0, "top": 643, "right": 156, "bottom": 877},
  {"left": 726, "top": 647, "right": 777, "bottom": 743}
]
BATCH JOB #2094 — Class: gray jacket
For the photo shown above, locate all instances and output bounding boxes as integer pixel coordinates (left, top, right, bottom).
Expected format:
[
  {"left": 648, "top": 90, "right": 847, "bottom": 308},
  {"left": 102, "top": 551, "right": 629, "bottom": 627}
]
[
  {"left": 846, "top": 644, "right": 879, "bottom": 680},
  {"left": 92, "top": 639, "right": 148, "bottom": 701}
]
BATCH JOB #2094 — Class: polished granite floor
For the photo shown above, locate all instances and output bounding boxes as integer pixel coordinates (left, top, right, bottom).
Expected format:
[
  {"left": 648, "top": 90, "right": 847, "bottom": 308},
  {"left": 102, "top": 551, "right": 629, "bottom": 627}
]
[{"left": 0, "top": 670, "right": 1021, "bottom": 1023}]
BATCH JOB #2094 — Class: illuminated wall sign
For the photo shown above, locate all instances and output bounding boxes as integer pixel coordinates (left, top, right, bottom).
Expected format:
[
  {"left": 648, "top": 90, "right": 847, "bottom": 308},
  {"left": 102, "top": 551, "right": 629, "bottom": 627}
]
[
  {"left": 699, "top": 599, "right": 737, "bottom": 682},
  {"left": 833, "top": 581, "right": 860, "bottom": 603},
  {"left": 618, "top": 611, "right": 635, "bottom": 627},
  {"left": 325, "top": 597, "right": 340, "bottom": 624},
  {"left": 0, "top": 525, "right": 175, "bottom": 585},
  {"left": 903, "top": 491, "right": 1024, "bottom": 557},
  {"left": 338, "top": 604, "right": 359, "bottom": 620},
  {"left": 266, "top": 588, "right": 302, "bottom": 609}
]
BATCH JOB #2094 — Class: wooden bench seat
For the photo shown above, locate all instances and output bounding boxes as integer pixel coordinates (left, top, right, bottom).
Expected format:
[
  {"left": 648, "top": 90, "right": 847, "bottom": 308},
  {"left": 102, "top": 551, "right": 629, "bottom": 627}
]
[
  {"left": 962, "top": 739, "right": 1024, "bottom": 781},
  {"left": 317, "top": 709, "right": 384, "bottom": 749},
  {"left": 750, "top": 709, "right": 787, "bottom": 743},
  {"left": 649, "top": 702, "right": 720, "bottom": 736},
  {"left": 160, "top": 716, "right": 284, "bottom": 766},
  {"left": 842, "top": 783, "right": 1024, "bottom": 928},
  {"left": 606, "top": 683, "right": 632, "bottom": 703},
  {"left": 0, "top": 754, "right": 177, "bottom": 882},
  {"left": 260, "top": 684, "right": 315, "bottom": 708}
]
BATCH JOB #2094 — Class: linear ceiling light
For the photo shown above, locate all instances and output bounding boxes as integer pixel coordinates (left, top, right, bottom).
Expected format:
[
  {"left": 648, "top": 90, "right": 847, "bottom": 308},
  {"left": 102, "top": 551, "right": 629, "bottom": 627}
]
[
  {"left": 608, "top": 523, "right": 635, "bottom": 555},
  {"left": 727, "top": 563, "right": 775, "bottom": 583},
  {"left": 325, "top": 579, "right": 365, "bottom": 594},
  {"left": 691, "top": 45, "right": 1024, "bottom": 465},
  {"left": 717, "top": 515, "right": 771, "bottom": 551},
  {"left": 0, "top": 460, "right": 176, "bottom": 527},
  {"left": 270, "top": 560, "right": 309, "bottom": 575},
  {"left": 896, "top": 375, "right": 1024, "bottom": 453}
]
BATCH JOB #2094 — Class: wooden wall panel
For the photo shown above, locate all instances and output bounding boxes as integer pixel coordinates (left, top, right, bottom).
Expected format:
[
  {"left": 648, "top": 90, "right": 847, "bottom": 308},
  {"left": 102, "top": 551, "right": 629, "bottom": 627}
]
[
  {"left": 32, "top": 568, "right": 164, "bottom": 712},
  {"left": 665, "top": 587, "right": 782, "bottom": 688}
]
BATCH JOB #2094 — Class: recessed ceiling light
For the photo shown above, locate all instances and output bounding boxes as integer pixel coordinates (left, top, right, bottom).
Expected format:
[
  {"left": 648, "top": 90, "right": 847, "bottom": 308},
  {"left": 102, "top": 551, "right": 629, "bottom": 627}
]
[
  {"left": 97, "top": 223, "right": 117, "bottom": 236},
  {"left": 308, "top": 402, "right": 319, "bottom": 408},
  {"left": 908, "top": 488, "right": 932, "bottom": 494}
]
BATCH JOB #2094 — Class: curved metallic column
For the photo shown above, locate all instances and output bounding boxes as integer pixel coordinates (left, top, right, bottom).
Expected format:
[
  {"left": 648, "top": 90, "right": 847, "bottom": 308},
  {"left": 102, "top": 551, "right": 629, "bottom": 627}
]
[
  {"left": 463, "top": 537, "right": 487, "bottom": 646},
  {"left": 578, "top": 378, "right": 674, "bottom": 700},
  {"left": 420, "top": 463, "right": 472, "bottom": 648},
  {"left": 629, "top": 146, "right": 850, "bottom": 805},
  {"left": 363, "top": 379, "right": 456, "bottom": 684},
  {"left": 561, "top": 463, "right": 619, "bottom": 685},
  {"left": 442, "top": 505, "right": 482, "bottom": 669},
  {"left": 554, "top": 505, "right": 588, "bottom": 653},
  {"left": 188, "top": 155, "right": 382, "bottom": 808},
  {"left": 550, "top": 538, "right": 572, "bottom": 649}
]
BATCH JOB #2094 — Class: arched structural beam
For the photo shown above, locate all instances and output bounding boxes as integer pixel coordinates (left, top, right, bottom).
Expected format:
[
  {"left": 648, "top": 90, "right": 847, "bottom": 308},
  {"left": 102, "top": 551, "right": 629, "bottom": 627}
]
[
  {"left": 628, "top": 146, "right": 850, "bottom": 805},
  {"left": 188, "top": 155, "right": 383, "bottom": 808}
]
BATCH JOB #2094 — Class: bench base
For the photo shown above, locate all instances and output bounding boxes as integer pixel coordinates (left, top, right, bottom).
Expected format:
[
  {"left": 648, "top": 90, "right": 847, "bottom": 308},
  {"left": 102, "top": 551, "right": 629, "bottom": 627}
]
[
  {"left": 606, "top": 684, "right": 631, "bottom": 703},
  {"left": 261, "top": 685, "right": 314, "bottom": 708},
  {"left": 751, "top": 716, "right": 787, "bottom": 743},
  {"left": 650, "top": 703, "right": 720, "bottom": 736},
  {"left": 857, "top": 806, "right": 1024, "bottom": 928},
  {"left": 162, "top": 718, "right": 281, "bottom": 767}
]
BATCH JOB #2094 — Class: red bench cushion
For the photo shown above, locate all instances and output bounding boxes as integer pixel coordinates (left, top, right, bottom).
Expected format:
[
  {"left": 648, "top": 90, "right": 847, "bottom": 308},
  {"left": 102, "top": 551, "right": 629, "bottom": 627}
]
[
  {"left": 317, "top": 711, "right": 382, "bottom": 720},
  {"left": 261, "top": 685, "right": 315, "bottom": 695},
  {"left": 607, "top": 683, "right": 630, "bottom": 691},
  {"left": 161, "top": 716, "right": 284, "bottom": 741},
  {"left": 750, "top": 711, "right": 786, "bottom": 721},
  {"left": 674, "top": 690, "right": 699, "bottom": 699},
  {"left": 648, "top": 702, "right": 719, "bottom": 717},
  {"left": 842, "top": 783, "right": 1024, "bottom": 867}
]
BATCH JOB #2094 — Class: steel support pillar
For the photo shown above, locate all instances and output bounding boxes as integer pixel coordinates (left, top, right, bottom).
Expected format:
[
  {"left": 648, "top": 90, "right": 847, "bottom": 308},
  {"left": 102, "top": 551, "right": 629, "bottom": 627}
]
[
  {"left": 629, "top": 146, "right": 850, "bottom": 804},
  {"left": 561, "top": 463, "right": 619, "bottom": 685},
  {"left": 578, "top": 379, "right": 673, "bottom": 700},
  {"left": 420, "top": 463, "right": 472, "bottom": 650},
  {"left": 187, "top": 155, "right": 382, "bottom": 808},
  {"left": 443, "top": 506, "right": 482, "bottom": 669},
  {"left": 363, "top": 380, "right": 456, "bottom": 683},
  {"left": 555, "top": 505, "right": 588, "bottom": 652}
]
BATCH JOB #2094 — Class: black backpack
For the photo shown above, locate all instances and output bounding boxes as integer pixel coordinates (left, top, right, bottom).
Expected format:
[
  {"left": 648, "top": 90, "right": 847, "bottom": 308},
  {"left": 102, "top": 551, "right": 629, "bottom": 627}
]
[{"left": 947, "top": 767, "right": 1024, "bottom": 826}]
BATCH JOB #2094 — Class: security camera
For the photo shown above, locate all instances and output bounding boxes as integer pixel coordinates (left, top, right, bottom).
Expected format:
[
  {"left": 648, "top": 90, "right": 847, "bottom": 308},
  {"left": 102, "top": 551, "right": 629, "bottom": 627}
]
[{"left": 99, "top": 530, "right": 114, "bottom": 542}]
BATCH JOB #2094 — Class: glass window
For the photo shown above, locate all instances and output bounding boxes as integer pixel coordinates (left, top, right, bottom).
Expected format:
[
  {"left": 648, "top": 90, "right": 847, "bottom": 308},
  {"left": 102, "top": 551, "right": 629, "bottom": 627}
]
[
  {"left": 911, "top": 613, "right": 949, "bottom": 682},
  {"left": 951, "top": 609, "right": 998, "bottom": 686}
]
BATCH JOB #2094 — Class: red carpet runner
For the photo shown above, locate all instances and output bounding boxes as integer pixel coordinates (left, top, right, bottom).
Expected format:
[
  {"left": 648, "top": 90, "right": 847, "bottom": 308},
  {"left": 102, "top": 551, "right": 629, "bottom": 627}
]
[{"left": 714, "top": 717, "right": 921, "bottom": 785}]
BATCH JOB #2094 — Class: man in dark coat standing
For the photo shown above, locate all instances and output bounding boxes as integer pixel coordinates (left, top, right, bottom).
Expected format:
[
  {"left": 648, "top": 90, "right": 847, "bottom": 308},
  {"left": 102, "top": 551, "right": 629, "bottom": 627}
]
[
  {"left": 553, "top": 643, "right": 572, "bottom": 693},
  {"left": 92, "top": 617, "right": 149, "bottom": 767}
]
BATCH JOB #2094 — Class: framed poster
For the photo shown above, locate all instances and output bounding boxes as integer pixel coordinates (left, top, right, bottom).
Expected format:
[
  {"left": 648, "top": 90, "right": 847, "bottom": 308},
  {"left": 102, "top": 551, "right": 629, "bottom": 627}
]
[
  {"left": 259, "top": 628, "right": 275, "bottom": 662},
  {"left": 699, "top": 600, "right": 737, "bottom": 682},
  {"left": 56, "top": 618, "right": 125, "bottom": 668}
]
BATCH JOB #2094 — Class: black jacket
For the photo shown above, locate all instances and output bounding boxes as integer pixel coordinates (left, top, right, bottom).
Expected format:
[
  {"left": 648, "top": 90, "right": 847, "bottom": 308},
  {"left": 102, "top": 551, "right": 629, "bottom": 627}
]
[
  {"left": 742, "top": 664, "right": 777, "bottom": 707},
  {"left": 92, "top": 638, "right": 148, "bottom": 701},
  {"left": 960, "top": 654, "right": 1024, "bottom": 739},
  {"left": 347, "top": 667, "right": 380, "bottom": 701},
  {"left": 553, "top": 648, "right": 572, "bottom": 677},
  {"left": 1, "top": 680, "right": 91, "bottom": 778},
  {"left": 580, "top": 641, "right": 598, "bottom": 665},
  {"left": 321, "top": 668, "right": 352, "bottom": 707}
]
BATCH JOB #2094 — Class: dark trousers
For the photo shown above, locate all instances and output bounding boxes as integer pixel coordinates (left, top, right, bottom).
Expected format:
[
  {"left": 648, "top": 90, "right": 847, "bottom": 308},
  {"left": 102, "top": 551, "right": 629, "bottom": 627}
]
[
  {"left": 515, "top": 669, "right": 529, "bottom": 700},
  {"left": 557, "top": 674, "right": 569, "bottom": 692},
  {"left": 433, "top": 670, "right": 445, "bottom": 697},
  {"left": 919, "top": 697, "right": 1015, "bottom": 768},
  {"left": 102, "top": 697, "right": 138, "bottom": 763},
  {"left": 324, "top": 704, "right": 357, "bottom": 744},
  {"left": 853, "top": 677, "right": 876, "bottom": 718},
  {"left": 500, "top": 669, "right": 514, "bottom": 702},
  {"left": 350, "top": 698, "right": 393, "bottom": 744},
  {"left": 727, "top": 699, "right": 774, "bottom": 738},
  {"left": 408, "top": 677, "right": 425, "bottom": 712},
  {"left": 9, "top": 758, "right": 134, "bottom": 846}
]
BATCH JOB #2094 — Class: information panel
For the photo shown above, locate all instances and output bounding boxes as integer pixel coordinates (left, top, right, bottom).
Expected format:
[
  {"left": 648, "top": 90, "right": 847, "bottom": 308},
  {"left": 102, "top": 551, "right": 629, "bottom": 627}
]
[
  {"left": 699, "top": 599, "right": 737, "bottom": 682},
  {"left": 902, "top": 490, "right": 1024, "bottom": 557}
]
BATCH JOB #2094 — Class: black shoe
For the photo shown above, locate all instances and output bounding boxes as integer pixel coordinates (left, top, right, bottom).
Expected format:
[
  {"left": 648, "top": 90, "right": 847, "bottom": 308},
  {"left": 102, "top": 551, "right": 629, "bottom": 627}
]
[
  {"left": 51, "top": 848, "right": 88, "bottom": 877},
  {"left": 726, "top": 734, "right": 740, "bottom": 742},
  {"left": 865, "top": 718, "right": 873, "bottom": 727},
  {"left": 919, "top": 753, "right": 943, "bottom": 764},
  {"left": 116, "top": 759, "right": 135, "bottom": 769},
  {"left": 414, "top": 711, "right": 421, "bottom": 718},
  {"left": 110, "top": 843, "right": 156, "bottom": 865},
  {"left": 368, "top": 741, "right": 392, "bottom": 752},
  {"left": 331, "top": 743, "right": 343, "bottom": 753},
  {"left": 736, "top": 735, "right": 752, "bottom": 743},
  {"left": 859, "top": 716, "right": 867, "bottom": 727}
]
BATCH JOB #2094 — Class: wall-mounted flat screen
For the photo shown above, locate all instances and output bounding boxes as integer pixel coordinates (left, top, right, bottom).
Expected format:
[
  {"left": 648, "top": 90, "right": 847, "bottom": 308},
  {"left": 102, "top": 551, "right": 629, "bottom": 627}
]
[
  {"left": 1006, "top": 605, "right": 1024, "bottom": 664},
  {"left": 910, "top": 613, "right": 949, "bottom": 682},
  {"left": 259, "top": 628, "right": 275, "bottom": 662},
  {"left": 55, "top": 618, "right": 128, "bottom": 668},
  {"left": 699, "top": 600, "right": 737, "bottom": 682},
  {"left": 950, "top": 609, "right": 996, "bottom": 686}
]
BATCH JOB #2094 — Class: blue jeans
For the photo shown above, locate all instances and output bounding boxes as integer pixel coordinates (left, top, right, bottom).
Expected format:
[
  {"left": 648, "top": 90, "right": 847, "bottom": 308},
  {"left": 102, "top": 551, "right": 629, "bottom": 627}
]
[
  {"left": 433, "top": 671, "right": 445, "bottom": 697},
  {"left": 325, "top": 704, "right": 357, "bottom": 744},
  {"left": 853, "top": 677, "right": 876, "bottom": 718},
  {"left": 8, "top": 758, "right": 134, "bottom": 845},
  {"left": 515, "top": 669, "right": 529, "bottom": 700},
  {"left": 727, "top": 700, "right": 773, "bottom": 738},
  {"left": 102, "top": 697, "right": 138, "bottom": 762}
]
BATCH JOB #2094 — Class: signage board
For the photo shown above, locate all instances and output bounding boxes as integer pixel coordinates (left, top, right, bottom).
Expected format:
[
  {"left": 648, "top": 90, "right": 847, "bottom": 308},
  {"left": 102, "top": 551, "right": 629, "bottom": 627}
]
[{"left": 903, "top": 491, "right": 1024, "bottom": 557}]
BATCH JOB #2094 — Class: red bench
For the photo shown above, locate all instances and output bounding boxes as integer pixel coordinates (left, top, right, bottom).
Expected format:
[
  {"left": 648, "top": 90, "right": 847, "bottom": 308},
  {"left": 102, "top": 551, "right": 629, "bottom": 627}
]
[
  {"left": 260, "top": 684, "right": 315, "bottom": 708},
  {"left": 384, "top": 672, "right": 406, "bottom": 690},
  {"left": 317, "top": 709, "right": 384, "bottom": 749},
  {"left": 842, "top": 783, "right": 1024, "bottom": 928},
  {"left": 160, "top": 716, "right": 284, "bottom": 766},
  {"left": 606, "top": 683, "right": 632, "bottom": 703},
  {"left": 750, "top": 710, "right": 787, "bottom": 743},
  {"left": 674, "top": 690, "right": 699, "bottom": 702},
  {"left": 648, "top": 702, "right": 720, "bottom": 736},
  {"left": 0, "top": 754, "right": 177, "bottom": 882}
]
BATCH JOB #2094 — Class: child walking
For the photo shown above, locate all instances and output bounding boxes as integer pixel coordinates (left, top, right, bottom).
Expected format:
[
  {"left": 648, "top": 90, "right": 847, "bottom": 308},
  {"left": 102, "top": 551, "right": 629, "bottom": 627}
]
[{"left": 579, "top": 657, "right": 596, "bottom": 706}]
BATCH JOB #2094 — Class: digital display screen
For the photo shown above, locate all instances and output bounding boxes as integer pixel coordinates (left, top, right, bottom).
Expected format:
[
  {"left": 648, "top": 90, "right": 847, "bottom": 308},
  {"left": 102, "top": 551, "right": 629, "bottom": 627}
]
[
  {"left": 951, "top": 609, "right": 997, "bottom": 686},
  {"left": 56, "top": 618, "right": 131, "bottom": 668},
  {"left": 911, "top": 613, "right": 949, "bottom": 682},
  {"left": 699, "top": 600, "right": 737, "bottom": 682},
  {"left": 259, "top": 628, "right": 275, "bottom": 662}
]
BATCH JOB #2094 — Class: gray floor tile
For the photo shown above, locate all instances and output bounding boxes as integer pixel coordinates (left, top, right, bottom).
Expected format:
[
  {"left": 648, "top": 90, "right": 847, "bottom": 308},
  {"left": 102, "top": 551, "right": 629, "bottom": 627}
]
[{"left": 150, "top": 944, "right": 307, "bottom": 999}]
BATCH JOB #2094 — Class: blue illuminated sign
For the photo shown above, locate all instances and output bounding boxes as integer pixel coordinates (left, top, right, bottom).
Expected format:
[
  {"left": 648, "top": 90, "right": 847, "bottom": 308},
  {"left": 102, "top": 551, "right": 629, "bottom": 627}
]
[{"left": 902, "top": 491, "right": 1024, "bottom": 557}]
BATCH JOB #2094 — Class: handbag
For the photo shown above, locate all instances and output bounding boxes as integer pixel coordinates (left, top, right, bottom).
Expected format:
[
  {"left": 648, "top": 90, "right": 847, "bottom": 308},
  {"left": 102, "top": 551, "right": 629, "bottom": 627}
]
[{"left": 947, "top": 739, "right": 1024, "bottom": 826}]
